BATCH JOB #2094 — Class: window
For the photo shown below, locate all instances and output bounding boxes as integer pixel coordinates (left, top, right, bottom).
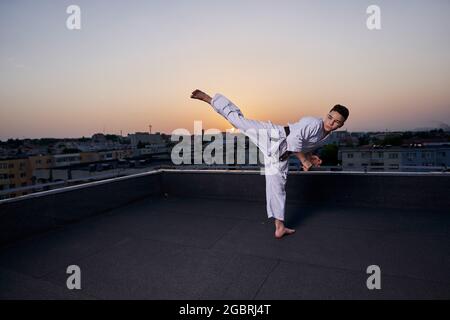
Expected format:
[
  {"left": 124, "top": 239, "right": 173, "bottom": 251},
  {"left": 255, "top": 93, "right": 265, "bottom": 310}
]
[
  {"left": 8, "top": 163, "right": 14, "bottom": 168},
  {"left": 21, "top": 182, "right": 27, "bottom": 187},
  {"left": 407, "top": 152, "right": 416, "bottom": 161},
  {"left": 388, "top": 153, "right": 398, "bottom": 159},
  {"left": 9, "top": 184, "right": 15, "bottom": 189},
  {"left": 347, "top": 153, "right": 354, "bottom": 159},
  {"left": 421, "top": 152, "right": 432, "bottom": 159},
  {"left": 9, "top": 174, "right": 15, "bottom": 179}
]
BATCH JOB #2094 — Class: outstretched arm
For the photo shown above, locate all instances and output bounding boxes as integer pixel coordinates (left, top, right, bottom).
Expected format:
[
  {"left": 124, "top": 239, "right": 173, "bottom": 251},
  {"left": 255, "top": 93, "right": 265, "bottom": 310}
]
[{"left": 191, "top": 89, "right": 212, "bottom": 105}]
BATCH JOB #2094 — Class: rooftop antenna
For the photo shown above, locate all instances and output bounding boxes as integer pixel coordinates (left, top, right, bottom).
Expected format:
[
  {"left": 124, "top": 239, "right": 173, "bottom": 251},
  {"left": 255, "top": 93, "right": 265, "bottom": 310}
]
[{"left": 149, "top": 124, "right": 152, "bottom": 134}]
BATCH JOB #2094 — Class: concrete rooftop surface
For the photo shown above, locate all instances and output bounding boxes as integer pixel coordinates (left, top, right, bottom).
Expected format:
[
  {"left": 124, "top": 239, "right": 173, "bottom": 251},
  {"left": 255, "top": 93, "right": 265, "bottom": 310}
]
[{"left": 0, "top": 169, "right": 449, "bottom": 299}]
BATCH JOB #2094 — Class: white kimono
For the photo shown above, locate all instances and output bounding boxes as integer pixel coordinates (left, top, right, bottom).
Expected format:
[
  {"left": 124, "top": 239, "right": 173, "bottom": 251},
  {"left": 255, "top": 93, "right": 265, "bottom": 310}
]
[{"left": 211, "top": 93, "right": 331, "bottom": 221}]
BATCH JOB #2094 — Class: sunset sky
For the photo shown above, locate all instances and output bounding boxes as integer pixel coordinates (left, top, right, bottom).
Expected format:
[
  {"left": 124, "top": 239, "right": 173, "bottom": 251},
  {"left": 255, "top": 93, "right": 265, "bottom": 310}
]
[{"left": 1, "top": 0, "right": 449, "bottom": 140}]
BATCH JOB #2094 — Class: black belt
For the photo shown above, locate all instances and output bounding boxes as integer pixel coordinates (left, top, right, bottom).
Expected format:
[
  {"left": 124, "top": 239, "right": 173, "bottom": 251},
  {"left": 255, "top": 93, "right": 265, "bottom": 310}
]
[{"left": 279, "top": 126, "right": 292, "bottom": 161}]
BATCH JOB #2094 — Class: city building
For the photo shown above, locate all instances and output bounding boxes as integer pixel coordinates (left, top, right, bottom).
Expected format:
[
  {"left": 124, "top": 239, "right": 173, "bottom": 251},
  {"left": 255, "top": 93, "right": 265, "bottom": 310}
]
[
  {"left": 128, "top": 133, "right": 166, "bottom": 148},
  {"left": 327, "top": 130, "right": 358, "bottom": 146},
  {"left": 339, "top": 144, "right": 450, "bottom": 171},
  {"left": 0, "top": 157, "right": 33, "bottom": 199},
  {"left": 53, "top": 153, "right": 82, "bottom": 168}
]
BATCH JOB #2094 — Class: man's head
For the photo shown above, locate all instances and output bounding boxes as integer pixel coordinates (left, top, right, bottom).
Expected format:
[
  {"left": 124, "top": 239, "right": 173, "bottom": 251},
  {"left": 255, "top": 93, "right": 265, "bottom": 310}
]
[{"left": 323, "top": 104, "right": 349, "bottom": 132}]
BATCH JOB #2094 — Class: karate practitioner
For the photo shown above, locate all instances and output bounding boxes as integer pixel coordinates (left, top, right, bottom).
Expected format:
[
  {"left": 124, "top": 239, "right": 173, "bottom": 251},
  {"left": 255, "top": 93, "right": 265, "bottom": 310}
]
[{"left": 190, "top": 89, "right": 349, "bottom": 239}]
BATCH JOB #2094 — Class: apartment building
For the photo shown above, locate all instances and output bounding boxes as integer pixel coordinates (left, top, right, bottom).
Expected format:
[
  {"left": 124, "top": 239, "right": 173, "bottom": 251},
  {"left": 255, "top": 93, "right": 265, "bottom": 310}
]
[
  {"left": 339, "top": 145, "right": 450, "bottom": 171},
  {"left": 0, "top": 158, "right": 33, "bottom": 198}
]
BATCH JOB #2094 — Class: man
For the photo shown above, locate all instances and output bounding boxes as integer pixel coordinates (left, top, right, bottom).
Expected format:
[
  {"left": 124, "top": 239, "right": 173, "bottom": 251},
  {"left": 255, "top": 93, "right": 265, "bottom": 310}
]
[{"left": 190, "top": 89, "right": 349, "bottom": 239}]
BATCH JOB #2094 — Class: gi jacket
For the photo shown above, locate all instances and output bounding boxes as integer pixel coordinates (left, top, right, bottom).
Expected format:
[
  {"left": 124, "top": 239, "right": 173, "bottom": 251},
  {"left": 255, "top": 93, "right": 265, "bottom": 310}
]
[{"left": 286, "top": 116, "right": 331, "bottom": 153}]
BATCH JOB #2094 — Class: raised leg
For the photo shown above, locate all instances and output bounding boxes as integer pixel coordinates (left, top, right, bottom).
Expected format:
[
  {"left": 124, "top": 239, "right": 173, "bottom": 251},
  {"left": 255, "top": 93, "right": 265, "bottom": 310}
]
[
  {"left": 210, "top": 93, "right": 283, "bottom": 158},
  {"left": 192, "top": 90, "right": 294, "bottom": 238}
]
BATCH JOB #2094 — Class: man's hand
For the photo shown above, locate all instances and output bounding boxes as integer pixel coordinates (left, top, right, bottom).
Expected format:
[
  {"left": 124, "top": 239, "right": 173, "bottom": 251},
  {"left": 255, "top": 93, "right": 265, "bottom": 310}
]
[
  {"left": 309, "top": 155, "right": 322, "bottom": 167},
  {"left": 294, "top": 151, "right": 321, "bottom": 171},
  {"left": 191, "top": 89, "right": 212, "bottom": 104},
  {"left": 301, "top": 154, "right": 322, "bottom": 171},
  {"left": 302, "top": 159, "right": 313, "bottom": 171}
]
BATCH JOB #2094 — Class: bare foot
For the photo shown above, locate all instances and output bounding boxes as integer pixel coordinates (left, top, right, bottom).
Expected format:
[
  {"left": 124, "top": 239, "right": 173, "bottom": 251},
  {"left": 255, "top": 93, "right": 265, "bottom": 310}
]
[
  {"left": 274, "top": 219, "right": 296, "bottom": 239},
  {"left": 190, "top": 89, "right": 212, "bottom": 104},
  {"left": 275, "top": 227, "right": 296, "bottom": 239}
]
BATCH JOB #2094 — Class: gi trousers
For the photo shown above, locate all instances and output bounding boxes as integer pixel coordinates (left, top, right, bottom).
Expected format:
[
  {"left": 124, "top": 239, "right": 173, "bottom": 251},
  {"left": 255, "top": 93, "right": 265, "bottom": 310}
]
[{"left": 211, "top": 93, "right": 289, "bottom": 221}]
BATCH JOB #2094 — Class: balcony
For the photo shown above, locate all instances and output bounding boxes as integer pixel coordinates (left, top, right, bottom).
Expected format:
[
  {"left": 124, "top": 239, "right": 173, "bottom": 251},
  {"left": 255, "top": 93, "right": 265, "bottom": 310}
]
[{"left": 0, "top": 169, "right": 449, "bottom": 299}]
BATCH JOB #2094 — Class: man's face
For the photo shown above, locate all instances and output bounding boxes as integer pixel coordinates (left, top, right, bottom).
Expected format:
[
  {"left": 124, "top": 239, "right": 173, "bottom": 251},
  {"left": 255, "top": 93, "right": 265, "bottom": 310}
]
[{"left": 323, "top": 111, "right": 345, "bottom": 132}]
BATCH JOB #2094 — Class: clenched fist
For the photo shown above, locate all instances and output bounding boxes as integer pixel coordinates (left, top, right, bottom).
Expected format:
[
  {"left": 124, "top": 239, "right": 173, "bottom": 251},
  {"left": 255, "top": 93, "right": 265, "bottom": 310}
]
[
  {"left": 309, "top": 155, "right": 322, "bottom": 167},
  {"left": 302, "top": 155, "right": 322, "bottom": 171}
]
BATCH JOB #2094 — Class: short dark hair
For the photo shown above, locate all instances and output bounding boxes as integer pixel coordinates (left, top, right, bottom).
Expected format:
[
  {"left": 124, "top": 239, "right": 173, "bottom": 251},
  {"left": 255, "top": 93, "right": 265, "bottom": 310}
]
[{"left": 330, "top": 104, "right": 349, "bottom": 121}]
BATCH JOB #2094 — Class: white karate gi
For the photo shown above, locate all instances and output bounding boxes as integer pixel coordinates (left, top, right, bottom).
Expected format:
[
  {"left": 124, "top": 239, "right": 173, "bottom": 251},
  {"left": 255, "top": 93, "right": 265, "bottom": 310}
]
[{"left": 211, "top": 93, "right": 331, "bottom": 221}]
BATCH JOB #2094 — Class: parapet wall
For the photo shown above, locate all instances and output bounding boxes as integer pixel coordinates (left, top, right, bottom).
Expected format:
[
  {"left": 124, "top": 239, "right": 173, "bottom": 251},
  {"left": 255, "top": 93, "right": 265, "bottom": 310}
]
[
  {"left": 162, "top": 170, "right": 449, "bottom": 210},
  {"left": 1, "top": 170, "right": 448, "bottom": 246}
]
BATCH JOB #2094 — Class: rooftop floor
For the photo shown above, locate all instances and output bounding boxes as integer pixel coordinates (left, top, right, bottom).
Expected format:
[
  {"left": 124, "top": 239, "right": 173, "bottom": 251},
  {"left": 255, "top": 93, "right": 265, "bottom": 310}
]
[{"left": 1, "top": 195, "right": 449, "bottom": 299}]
